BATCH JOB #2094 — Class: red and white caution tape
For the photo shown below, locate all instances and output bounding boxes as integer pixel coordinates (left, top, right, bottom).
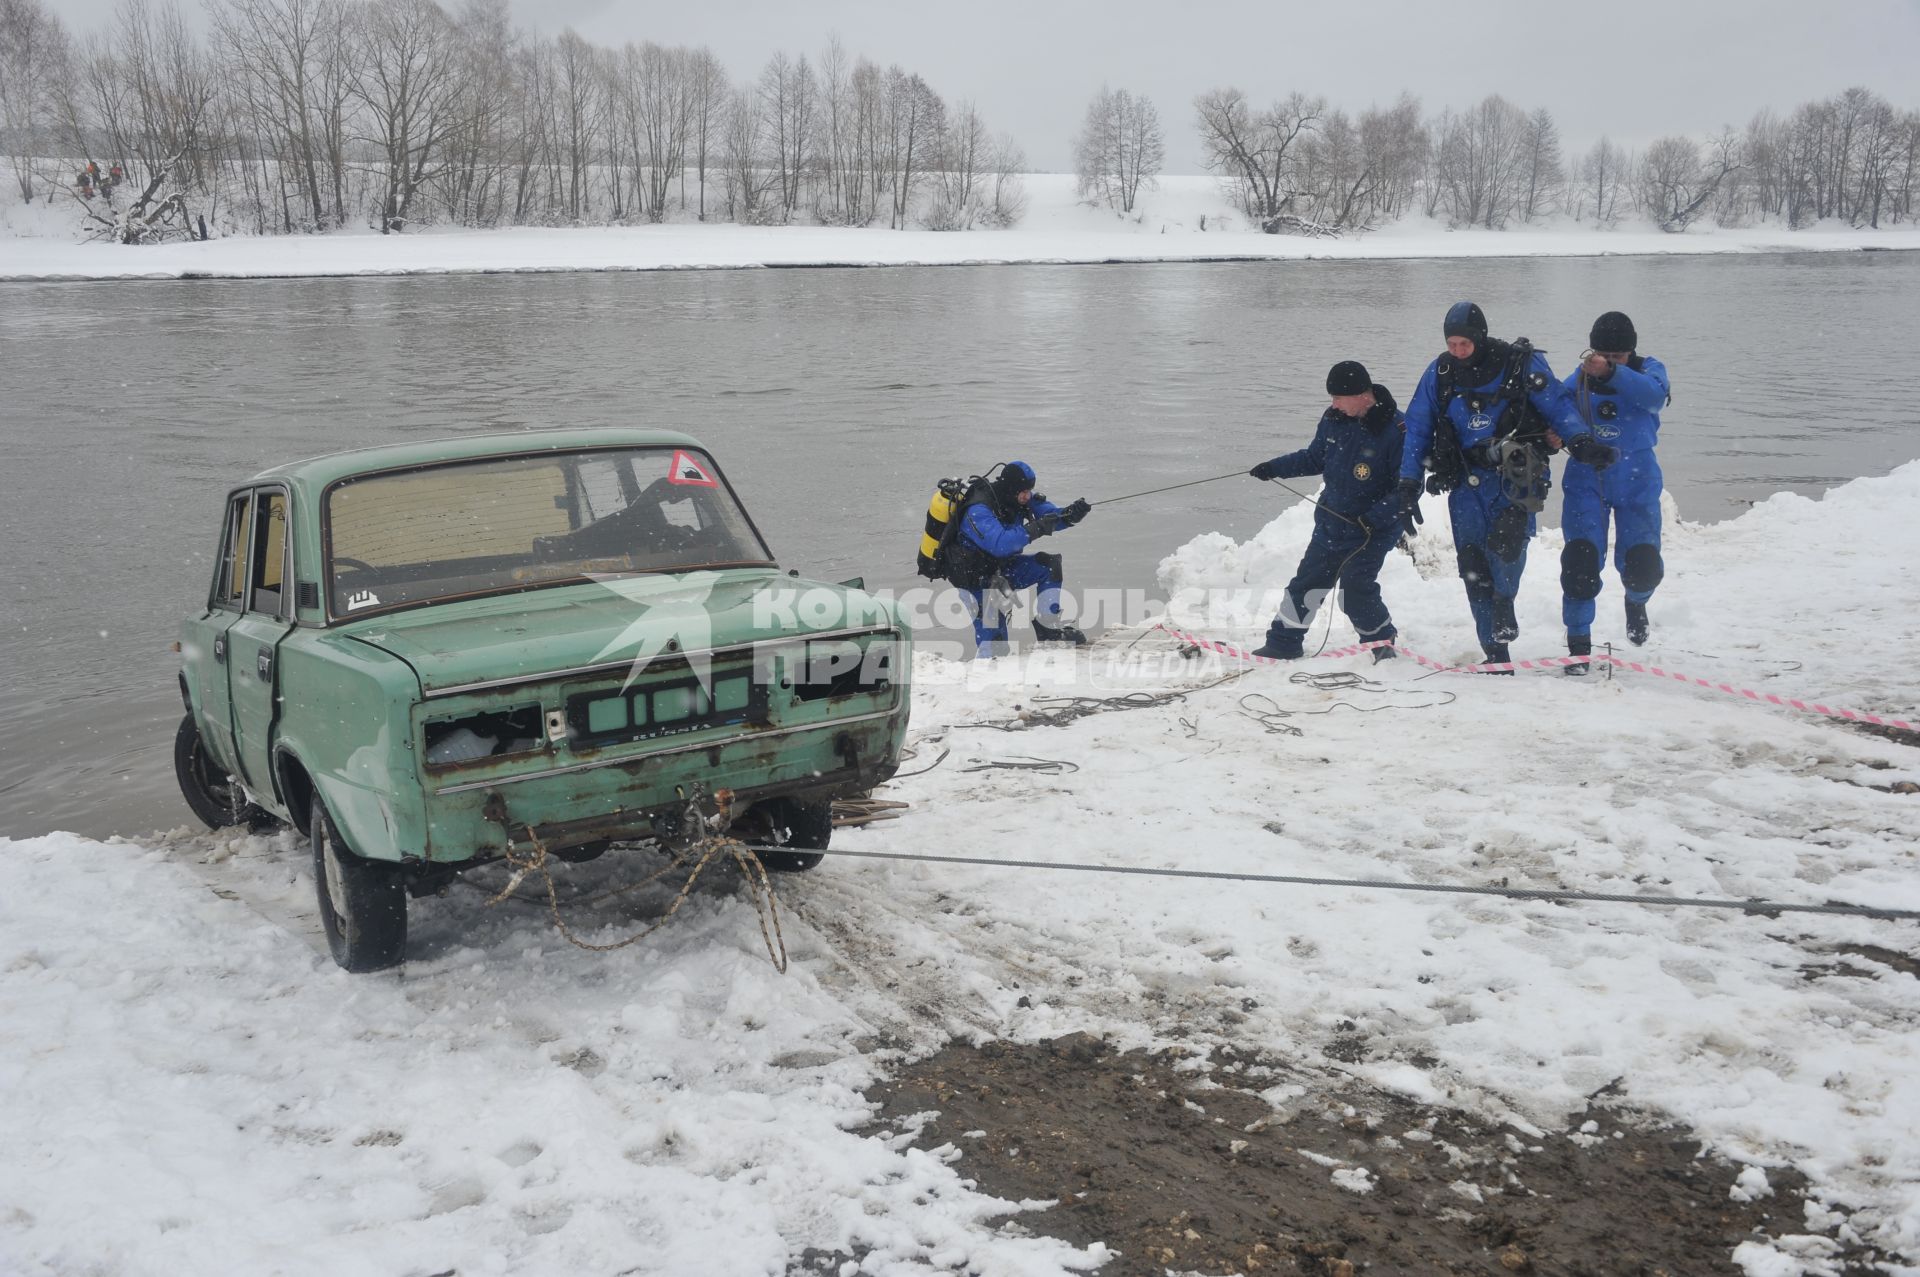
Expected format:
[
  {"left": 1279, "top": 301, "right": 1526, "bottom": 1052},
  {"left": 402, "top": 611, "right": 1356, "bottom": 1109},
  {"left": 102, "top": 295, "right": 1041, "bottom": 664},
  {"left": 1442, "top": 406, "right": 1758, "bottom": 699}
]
[{"left": 1155, "top": 624, "right": 1916, "bottom": 732}]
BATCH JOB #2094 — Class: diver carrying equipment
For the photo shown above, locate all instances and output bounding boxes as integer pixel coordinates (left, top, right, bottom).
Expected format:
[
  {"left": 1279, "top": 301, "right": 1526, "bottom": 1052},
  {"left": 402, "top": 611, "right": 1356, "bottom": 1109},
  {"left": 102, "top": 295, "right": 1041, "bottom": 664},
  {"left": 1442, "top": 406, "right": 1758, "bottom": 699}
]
[{"left": 1426, "top": 337, "right": 1553, "bottom": 499}]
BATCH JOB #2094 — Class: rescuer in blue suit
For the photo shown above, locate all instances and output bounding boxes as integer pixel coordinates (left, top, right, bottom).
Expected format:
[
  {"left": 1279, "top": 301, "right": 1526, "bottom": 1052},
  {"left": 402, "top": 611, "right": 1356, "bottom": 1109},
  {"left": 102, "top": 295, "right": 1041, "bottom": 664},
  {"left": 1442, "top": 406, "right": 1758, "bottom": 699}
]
[
  {"left": 1396, "top": 301, "right": 1614, "bottom": 667},
  {"left": 1556, "top": 311, "right": 1670, "bottom": 670},
  {"left": 1248, "top": 361, "right": 1407, "bottom": 662},
  {"left": 945, "top": 461, "right": 1092, "bottom": 657}
]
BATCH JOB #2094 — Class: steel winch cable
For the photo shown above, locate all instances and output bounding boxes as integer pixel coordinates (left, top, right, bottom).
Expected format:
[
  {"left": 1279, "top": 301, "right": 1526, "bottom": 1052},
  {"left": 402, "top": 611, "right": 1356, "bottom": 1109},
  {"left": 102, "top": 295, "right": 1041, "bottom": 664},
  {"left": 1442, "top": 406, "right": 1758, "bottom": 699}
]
[
  {"left": 728, "top": 843, "right": 1920, "bottom": 923},
  {"left": 1090, "top": 471, "right": 1365, "bottom": 529},
  {"left": 1089, "top": 470, "right": 1248, "bottom": 508}
]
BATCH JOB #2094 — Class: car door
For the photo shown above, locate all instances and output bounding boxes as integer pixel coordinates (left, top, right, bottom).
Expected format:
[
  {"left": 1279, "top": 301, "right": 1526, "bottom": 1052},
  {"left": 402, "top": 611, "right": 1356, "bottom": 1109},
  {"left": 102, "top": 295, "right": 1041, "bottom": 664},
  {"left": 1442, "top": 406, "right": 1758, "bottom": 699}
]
[
  {"left": 183, "top": 490, "right": 253, "bottom": 776},
  {"left": 224, "top": 485, "right": 297, "bottom": 799}
]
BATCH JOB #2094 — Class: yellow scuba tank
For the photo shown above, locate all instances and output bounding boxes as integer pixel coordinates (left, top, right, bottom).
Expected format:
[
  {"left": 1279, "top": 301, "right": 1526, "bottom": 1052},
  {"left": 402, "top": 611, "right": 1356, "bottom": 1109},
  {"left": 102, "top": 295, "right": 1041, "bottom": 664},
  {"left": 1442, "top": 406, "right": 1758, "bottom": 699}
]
[{"left": 916, "top": 476, "right": 974, "bottom": 580}]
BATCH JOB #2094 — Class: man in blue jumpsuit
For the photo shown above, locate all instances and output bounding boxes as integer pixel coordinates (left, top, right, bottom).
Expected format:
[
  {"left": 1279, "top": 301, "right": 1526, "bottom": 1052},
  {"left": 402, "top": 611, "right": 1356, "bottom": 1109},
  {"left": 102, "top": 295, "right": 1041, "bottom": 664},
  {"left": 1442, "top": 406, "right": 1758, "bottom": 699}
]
[
  {"left": 1557, "top": 311, "right": 1670, "bottom": 670},
  {"left": 1248, "top": 361, "right": 1407, "bottom": 662},
  {"left": 1396, "top": 302, "right": 1614, "bottom": 666},
  {"left": 945, "top": 461, "right": 1091, "bottom": 657}
]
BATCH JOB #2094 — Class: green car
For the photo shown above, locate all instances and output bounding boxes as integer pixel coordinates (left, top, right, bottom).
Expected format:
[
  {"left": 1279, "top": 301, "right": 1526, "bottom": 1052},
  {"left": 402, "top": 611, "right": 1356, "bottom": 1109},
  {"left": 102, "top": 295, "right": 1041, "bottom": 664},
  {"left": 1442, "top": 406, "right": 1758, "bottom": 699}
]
[{"left": 174, "top": 429, "right": 911, "bottom": 972}]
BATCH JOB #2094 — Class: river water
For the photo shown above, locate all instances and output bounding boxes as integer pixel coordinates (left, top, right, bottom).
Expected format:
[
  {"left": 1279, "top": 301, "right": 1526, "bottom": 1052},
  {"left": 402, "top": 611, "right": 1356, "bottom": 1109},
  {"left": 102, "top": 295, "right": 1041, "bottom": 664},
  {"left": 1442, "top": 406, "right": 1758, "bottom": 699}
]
[{"left": 3, "top": 251, "right": 1916, "bottom": 839}]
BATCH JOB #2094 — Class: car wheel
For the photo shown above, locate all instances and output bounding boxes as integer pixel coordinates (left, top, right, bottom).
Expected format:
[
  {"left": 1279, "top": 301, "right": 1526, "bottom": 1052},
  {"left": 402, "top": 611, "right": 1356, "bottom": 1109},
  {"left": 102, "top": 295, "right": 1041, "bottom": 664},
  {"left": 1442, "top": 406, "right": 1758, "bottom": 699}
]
[
  {"left": 173, "top": 712, "right": 265, "bottom": 830},
  {"left": 310, "top": 796, "right": 408, "bottom": 972},
  {"left": 751, "top": 797, "right": 831, "bottom": 873}
]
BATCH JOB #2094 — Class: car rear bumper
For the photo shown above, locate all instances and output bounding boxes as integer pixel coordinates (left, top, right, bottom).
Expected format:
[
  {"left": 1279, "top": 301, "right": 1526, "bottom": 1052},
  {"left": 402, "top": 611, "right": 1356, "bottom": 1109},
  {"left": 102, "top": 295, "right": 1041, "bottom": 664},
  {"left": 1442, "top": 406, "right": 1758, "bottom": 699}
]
[{"left": 420, "top": 707, "right": 907, "bottom": 861}]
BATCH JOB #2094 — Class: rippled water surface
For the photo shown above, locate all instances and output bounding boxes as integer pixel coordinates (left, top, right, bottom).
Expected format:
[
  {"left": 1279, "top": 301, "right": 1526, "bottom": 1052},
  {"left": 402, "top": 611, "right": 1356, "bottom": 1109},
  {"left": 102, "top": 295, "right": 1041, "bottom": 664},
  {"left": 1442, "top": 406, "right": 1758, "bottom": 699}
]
[{"left": 3, "top": 252, "right": 1917, "bottom": 838}]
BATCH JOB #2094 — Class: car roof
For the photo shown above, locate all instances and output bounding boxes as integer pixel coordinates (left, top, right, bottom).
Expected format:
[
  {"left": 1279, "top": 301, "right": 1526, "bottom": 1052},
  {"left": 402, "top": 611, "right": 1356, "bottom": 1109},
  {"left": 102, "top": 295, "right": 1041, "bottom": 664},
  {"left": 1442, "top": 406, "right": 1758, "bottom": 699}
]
[{"left": 247, "top": 427, "right": 707, "bottom": 493}]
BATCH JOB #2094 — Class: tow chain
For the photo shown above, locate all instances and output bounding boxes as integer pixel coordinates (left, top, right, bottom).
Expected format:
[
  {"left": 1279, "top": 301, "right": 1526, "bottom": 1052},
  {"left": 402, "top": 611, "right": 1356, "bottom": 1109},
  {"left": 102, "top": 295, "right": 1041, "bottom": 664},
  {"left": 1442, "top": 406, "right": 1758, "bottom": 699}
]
[{"left": 485, "top": 823, "right": 788, "bottom": 971}]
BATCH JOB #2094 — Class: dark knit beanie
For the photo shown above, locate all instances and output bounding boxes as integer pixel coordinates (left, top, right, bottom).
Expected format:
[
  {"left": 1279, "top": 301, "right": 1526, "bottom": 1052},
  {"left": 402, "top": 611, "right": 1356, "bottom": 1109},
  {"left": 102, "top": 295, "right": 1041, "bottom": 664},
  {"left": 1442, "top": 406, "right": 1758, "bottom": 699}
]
[
  {"left": 1443, "top": 301, "right": 1488, "bottom": 346},
  {"left": 1589, "top": 311, "right": 1637, "bottom": 352},
  {"left": 1326, "top": 361, "right": 1371, "bottom": 396}
]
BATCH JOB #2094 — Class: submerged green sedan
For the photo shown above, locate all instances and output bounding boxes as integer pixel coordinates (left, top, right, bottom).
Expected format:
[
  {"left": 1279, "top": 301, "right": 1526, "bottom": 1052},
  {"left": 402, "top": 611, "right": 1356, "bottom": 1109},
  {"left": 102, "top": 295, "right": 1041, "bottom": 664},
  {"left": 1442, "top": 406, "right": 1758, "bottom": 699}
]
[{"left": 175, "top": 429, "right": 911, "bottom": 972}]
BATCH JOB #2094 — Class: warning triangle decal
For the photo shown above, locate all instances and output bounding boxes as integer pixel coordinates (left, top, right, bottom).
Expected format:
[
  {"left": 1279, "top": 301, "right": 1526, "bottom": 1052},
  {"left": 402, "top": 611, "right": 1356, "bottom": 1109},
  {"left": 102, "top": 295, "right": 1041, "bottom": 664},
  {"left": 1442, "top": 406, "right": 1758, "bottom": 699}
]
[{"left": 667, "top": 449, "right": 718, "bottom": 488}]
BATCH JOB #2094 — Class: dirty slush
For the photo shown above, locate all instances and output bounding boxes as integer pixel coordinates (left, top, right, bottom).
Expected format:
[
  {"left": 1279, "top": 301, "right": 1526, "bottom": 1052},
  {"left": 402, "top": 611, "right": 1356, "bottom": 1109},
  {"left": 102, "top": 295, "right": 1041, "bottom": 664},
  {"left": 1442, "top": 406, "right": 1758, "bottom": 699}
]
[{"left": 832, "top": 1034, "right": 1887, "bottom": 1276}]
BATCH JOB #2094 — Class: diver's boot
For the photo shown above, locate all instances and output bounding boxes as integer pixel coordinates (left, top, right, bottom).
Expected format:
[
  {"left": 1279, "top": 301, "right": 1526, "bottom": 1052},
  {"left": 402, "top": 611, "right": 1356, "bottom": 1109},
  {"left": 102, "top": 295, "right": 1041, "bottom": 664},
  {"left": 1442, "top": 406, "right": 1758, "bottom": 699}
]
[
  {"left": 1625, "top": 601, "right": 1650, "bottom": 647},
  {"left": 1032, "top": 620, "right": 1088, "bottom": 647},
  {"left": 1564, "top": 633, "right": 1592, "bottom": 677},
  {"left": 1491, "top": 596, "right": 1520, "bottom": 643},
  {"left": 1481, "top": 642, "right": 1515, "bottom": 675},
  {"left": 1372, "top": 645, "right": 1398, "bottom": 664}
]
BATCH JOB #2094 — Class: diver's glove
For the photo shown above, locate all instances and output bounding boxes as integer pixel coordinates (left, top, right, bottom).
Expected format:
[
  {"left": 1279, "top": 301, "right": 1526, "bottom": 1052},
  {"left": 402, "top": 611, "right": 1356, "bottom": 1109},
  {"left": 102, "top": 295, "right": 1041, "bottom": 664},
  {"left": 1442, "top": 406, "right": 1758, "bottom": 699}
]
[
  {"left": 1396, "top": 478, "right": 1424, "bottom": 539},
  {"left": 1566, "top": 434, "right": 1620, "bottom": 472}
]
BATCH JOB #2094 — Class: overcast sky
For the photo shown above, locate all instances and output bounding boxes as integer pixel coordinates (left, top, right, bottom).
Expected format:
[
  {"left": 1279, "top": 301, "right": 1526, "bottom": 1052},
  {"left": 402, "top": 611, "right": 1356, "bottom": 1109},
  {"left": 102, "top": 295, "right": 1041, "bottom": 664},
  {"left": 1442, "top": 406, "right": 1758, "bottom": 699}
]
[{"left": 55, "top": 0, "right": 1920, "bottom": 172}]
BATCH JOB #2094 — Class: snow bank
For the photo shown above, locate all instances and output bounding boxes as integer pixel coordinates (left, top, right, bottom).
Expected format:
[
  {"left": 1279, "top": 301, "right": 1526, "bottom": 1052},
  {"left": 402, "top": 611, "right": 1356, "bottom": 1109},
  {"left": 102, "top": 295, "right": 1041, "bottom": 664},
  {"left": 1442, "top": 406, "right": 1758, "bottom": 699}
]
[
  {"left": 4, "top": 173, "right": 1916, "bottom": 281},
  {"left": 4, "top": 465, "right": 1918, "bottom": 1274}
]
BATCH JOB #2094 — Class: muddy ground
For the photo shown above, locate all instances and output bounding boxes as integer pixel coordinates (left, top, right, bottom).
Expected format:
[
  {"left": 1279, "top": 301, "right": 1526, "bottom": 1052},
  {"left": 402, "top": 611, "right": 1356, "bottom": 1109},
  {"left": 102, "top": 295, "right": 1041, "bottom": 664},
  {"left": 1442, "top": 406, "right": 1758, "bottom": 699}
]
[{"left": 814, "top": 1032, "right": 1890, "bottom": 1277}]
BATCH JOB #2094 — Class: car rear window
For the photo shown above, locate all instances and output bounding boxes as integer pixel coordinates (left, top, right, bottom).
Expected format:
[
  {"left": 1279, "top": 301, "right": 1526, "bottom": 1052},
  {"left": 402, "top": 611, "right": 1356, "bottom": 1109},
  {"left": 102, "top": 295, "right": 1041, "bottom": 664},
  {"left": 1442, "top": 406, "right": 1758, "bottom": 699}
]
[{"left": 325, "top": 446, "right": 772, "bottom": 617}]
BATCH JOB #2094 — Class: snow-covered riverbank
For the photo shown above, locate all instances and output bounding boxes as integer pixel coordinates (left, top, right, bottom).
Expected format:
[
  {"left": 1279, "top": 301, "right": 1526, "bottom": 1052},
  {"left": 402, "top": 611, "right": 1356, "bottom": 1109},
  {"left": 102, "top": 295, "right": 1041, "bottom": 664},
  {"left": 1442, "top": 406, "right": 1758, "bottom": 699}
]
[
  {"left": 3, "top": 466, "right": 1918, "bottom": 1276},
  {"left": 4, "top": 173, "right": 1917, "bottom": 281}
]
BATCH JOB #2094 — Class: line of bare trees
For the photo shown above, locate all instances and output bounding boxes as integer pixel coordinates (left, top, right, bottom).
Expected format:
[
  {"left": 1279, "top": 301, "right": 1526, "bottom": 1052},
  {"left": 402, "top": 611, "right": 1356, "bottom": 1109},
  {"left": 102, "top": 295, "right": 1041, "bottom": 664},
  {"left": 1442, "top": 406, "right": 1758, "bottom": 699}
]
[
  {"left": 1181, "top": 84, "right": 1918, "bottom": 234},
  {"left": 0, "top": 0, "right": 1028, "bottom": 241}
]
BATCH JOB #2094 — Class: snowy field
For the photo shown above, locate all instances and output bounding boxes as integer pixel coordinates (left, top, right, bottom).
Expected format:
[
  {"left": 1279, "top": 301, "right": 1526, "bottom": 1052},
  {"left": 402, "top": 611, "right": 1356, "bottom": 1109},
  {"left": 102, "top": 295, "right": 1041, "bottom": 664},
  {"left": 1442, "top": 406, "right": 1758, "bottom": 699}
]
[
  {"left": 3, "top": 173, "right": 1917, "bottom": 281},
  {"left": 3, "top": 461, "right": 1918, "bottom": 1275}
]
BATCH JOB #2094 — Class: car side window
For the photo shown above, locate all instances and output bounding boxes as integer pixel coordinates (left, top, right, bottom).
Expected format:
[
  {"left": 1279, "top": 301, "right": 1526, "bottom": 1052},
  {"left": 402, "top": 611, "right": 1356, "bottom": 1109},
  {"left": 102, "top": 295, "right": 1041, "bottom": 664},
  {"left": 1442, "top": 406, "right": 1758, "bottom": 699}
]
[
  {"left": 249, "top": 490, "right": 288, "bottom": 616},
  {"left": 215, "top": 492, "right": 252, "bottom": 610}
]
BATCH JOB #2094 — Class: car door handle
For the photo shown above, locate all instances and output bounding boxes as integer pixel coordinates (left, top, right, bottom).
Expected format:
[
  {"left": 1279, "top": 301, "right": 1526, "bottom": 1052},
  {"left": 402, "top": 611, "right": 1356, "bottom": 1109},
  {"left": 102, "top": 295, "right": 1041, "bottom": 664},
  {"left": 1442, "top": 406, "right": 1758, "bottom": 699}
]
[
  {"left": 257, "top": 649, "right": 273, "bottom": 681},
  {"left": 214, "top": 636, "right": 226, "bottom": 663}
]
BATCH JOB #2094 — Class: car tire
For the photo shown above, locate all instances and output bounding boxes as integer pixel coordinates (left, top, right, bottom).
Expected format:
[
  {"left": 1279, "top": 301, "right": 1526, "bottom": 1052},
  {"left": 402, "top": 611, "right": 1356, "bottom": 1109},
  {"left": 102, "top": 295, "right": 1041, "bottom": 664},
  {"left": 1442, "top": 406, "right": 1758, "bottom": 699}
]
[
  {"left": 310, "top": 796, "right": 408, "bottom": 973},
  {"left": 752, "top": 797, "right": 831, "bottom": 873},
  {"left": 173, "top": 712, "right": 270, "bottom": 831}
]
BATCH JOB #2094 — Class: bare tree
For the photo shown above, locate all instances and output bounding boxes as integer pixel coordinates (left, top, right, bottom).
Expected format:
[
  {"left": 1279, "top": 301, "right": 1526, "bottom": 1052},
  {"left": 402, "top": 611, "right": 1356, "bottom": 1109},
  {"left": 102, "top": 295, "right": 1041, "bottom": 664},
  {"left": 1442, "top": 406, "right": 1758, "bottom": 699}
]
[
  {"left": 436, "top": 0, "right": 517, "bottom": 227},
  {"left": 882, "top": 65, "right": 941, "bottom": 229},
  {"left": 1194, "top": 87, "right": 1324, "bottom": 227},
  {"left": 1357, "top": 93, "right": 1426, "bottom": 221},
  {"left": 208, "top": 0, "right": 347, "bottom": 231},
  {"left": 1637, "top": 130, "right": 1741, "bottom": 232},
  {"left": 1578, "top": 135, "right": 1628, "bottom": 226},
  {"left": 352, "top": 0, "right": 464, "bottom": 232},
  {"left": 0, "top": 0, "right": 71, "bottom": 203},
  {"left": 1519, "top": 106, "right": 1563, "bottom": 222},
  {"left": 1073, "top": 85, "right": 1162, "bottom": 213},
  {"left": 1433, "top": 95, "right": 1529, "bottom": 228},
  {"left": 982, "top": 129, "right": 1026, "bottom": 227},
  {"left": 754, "top": 50, "right": 815, "bottom": 221},
  {"left": 683, "top": 46, "right": 724, "bottom": 221},
  {"left": 1298, "top": 107, "right": 1372, "bottom": 228}
]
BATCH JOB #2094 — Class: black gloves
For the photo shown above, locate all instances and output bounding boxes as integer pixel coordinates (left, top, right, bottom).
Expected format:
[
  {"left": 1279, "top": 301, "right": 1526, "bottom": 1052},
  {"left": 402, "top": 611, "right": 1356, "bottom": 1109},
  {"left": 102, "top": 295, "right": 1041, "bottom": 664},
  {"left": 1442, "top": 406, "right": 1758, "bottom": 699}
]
[
  {"left": 1425, "top": 473, "right": 1448, "bottom": 496},
  {"left": 1026, "top": 513, "right": 1063, "bottom": 539},
  {"left": 1566, "top": 433, "right": 1620, "bottom": 472},
  {"left": 1063, "top": 498, "right": 1092, "bottom": 526},
  {"left": 1396, "top": 478, "right": 1424, "bottom": 539},
  {"left": 1249, "top": 460, "right": 1279, "bottom": 482}
]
